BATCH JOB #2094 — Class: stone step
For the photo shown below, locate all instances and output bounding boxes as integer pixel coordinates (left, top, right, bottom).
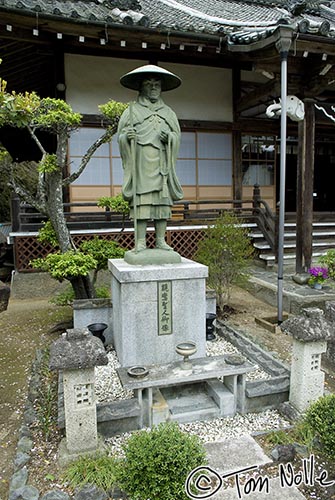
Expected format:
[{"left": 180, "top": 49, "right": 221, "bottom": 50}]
[
  {"left": 246, "top": 376, "right": 290, "bottom": 398},
  {"left": 250, "top": 230, "right": 335, "bottom": 239},
  {"left": 254, "top": 239, "right": 335, "bottom": 250},
  {"left": 259, "top": 250, "right": 329, "bottom": 263},
  {"left": 159, "top": 382, "right": 236, "bottom": 424}
]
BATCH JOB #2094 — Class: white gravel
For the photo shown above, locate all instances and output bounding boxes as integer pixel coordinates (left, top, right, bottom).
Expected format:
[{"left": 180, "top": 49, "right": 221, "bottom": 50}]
[
  {"left": 95, "top": 336, "right": 270, "bottom": 403},
  {"left": 105, "top": 410, "right": 290, "bottom": 457}
]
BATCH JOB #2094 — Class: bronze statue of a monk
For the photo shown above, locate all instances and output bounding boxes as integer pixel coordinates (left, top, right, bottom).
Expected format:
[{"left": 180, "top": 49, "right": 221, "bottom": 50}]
[{"left": 118, "top": 65, "right": 183, "bottom": 258}]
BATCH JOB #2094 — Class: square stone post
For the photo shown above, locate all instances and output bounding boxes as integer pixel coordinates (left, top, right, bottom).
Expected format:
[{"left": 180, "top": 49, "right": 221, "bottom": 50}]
[
  {"left": 281, "top": 308, "right": 332, "bottom": 413},
  {"left": 49, "top": 328, "right": 108, "bottom": 465}
]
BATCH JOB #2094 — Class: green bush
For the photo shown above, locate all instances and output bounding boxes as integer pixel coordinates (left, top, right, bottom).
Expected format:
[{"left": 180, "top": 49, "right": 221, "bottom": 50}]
[
  {"left": 31, "top": 250, "right": 97, "bottom": 280},
  {"left": 303, "top": 394, "right": 335, "bottom": 458},
  {"left": 116, "top": 422, "right": 206, "bottom": 500},
  {"left": 319, "top": 249, "right": 335, "bottom": 280},
  {"left": 195, "top": 211, "right": 254, "bottom": 312},
  {"left": 80, "top": 236, "right": 125, "bottom": 273},
  {"left": 63, "top": 453, "right": 119, "bottom": 492}
]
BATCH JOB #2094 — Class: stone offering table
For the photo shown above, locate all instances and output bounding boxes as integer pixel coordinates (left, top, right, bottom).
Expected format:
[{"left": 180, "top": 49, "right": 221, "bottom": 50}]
[{"left": 117, "top": 355, "right": 255, "bottom": 427}]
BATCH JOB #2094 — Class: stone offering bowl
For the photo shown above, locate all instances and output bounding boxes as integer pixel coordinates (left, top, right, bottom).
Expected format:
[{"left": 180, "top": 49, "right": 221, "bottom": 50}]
[{"left": 175, "top": 341, "right": 197, "bottom": 370}]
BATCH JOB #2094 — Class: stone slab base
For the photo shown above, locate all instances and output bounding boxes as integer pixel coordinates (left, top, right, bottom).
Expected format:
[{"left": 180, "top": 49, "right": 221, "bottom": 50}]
[
  {"left": 57, "top": 436, "right": 106, "bottom": 467},
  {"left": 124, "top": 248, "right": 181, "bottom": 265}
]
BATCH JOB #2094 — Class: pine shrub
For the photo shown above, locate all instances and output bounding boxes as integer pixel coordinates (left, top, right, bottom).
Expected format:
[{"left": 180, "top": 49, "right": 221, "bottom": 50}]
[{"left": 116, "top": 422, "right": 206, "bottom": 500}]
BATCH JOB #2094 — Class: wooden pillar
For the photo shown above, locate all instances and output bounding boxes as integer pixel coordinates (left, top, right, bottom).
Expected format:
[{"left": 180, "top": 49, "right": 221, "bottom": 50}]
[
  {"left": 303, "top": 101, "right": 315, "bottom": 270},
  {"left": 296, "top": 101, "right": 315, "bottom": 271},
  {"left": 233, "top": 130, "right": 242, "bottom": 203},
  {"left": 232, "top": 68, "right": 242, "bottom": 204},
  {"left": 296, "top": 120, "right": 304, "bottom": 273}
]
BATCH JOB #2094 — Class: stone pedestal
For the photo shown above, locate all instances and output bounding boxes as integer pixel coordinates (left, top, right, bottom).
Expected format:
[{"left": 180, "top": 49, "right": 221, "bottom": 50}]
[{"left": 109, "top": 257, "right": 208, "bottom": 367}]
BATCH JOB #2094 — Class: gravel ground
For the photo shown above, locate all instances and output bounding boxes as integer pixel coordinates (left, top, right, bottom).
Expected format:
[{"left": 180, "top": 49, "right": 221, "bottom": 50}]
[{"left": 105, "top": 410, "right": 290, "bottom": 457}]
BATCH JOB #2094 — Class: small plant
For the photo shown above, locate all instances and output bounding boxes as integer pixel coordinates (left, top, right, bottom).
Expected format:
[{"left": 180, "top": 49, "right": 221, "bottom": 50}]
[
  {"left": 116, "top": 422, "right": 206, "bottom": 500},
  {"left": 307, "top": 266, "right": 328, "bottom": 287},
  {"left": 293, "top": 420, "right": 315, "bottom": 453},
  {"left": 265, "top": 429, "right": 292, "bottom": 446},
  {"left": 97, "top": 193, "right": 130, "bottom": 216},
  {"left": 37, "top": 220, "right": 59, "bottom": 248},
  {"left": 195, "top": 211, "right": 254, "bottom": 313},
  {"left": 98, "top": 194, "right": 130, "bottom": 231},
  {"left": 50, "top": 285, "right": 110, "bottom": 306},
  {"left": 303, "top": 394, "right": 335, "bottom": 458},
  {"left": 33, "top": 348, "right": 58, "bottom": 440},
  {"left": 319, "top": 249, "right": 335, "bottom": 280},
  {"left": 63, "top": 452, "right": 119, "bottom": 492}
]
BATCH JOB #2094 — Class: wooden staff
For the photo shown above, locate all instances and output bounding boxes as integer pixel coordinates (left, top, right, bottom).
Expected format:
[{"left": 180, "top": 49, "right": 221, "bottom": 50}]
[{"left": 129, "top": 101, "right": 138, "bottom": 252}]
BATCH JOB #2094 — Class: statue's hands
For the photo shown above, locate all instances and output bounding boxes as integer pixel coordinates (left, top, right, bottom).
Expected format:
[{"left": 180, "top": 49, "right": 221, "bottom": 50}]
[
  {"left": 160, "top": 131, "right": 169, "bottom": 144},
  {"left": 126, "top": 128, "right": 137, "bottom": 141}
]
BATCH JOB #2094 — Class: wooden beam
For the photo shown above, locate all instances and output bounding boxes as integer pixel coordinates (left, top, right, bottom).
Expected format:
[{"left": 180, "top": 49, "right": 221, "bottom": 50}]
[{"left": 236, "top": 78, "right": 281, "bottom": 113}]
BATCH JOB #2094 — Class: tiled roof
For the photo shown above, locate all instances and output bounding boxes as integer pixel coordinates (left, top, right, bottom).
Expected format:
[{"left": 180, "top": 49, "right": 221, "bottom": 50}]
[{"left": 1, "top": 0, "right": 335, "bottom": 43}]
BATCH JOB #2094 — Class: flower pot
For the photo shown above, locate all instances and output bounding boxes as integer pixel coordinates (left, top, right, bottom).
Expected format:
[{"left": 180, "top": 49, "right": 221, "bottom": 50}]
[{"left": 313, "top": 283, "right": 323, "bottom": 290}]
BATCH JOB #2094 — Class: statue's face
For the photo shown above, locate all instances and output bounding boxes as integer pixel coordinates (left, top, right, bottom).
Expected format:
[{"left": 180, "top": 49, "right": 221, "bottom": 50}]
[{"left": 140, "top": 78, "right": 162, "bottom": 102}]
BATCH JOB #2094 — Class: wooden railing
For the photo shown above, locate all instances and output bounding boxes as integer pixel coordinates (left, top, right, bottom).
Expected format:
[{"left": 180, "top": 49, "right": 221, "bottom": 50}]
[
  {"left": 252, "top": 184, "right": 277, "bottom": 253},
  {"left": 11, "top": 186, "right": 277, "bottom": 247}
]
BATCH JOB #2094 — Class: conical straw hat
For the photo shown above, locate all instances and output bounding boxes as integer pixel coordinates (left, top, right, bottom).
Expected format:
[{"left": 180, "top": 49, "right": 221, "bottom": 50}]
[{"left": 120, "top": 64, "right": 181, "bottom": 91}]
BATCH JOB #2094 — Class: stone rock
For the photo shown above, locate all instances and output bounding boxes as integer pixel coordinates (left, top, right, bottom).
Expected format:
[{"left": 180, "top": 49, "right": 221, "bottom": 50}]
[
  {"left": 325, "top": 301, "right": 335, "bottom": 321},
  {"left": 0, "top": 281, "right": 10, "bottom": 312},
  {"left": 28, "top": 374, "right": 41, "bottom": 402},
  {"left": 74, "top": 484, "right": 108, "bottom": 500},
  {"left": 9, "top": 466, "right": 28, "bottom": 492},
  {"left": 14, "top": 452, "right": 31, "bottom": 470},
  {"left": 17, "top": 436, "right": 33, "bottom": 454},
  {"left": 18, "top": 424, "right": 32, "bottom": 439},
  {"left": 292, "top": 273, "right": 310, "bottom": 285},
  {"left": 281, "top": 307, "right": 333, "bottom": 342},
  {"left": 293, "top": 443, "right": 309, "bottom": 457},
  {"left": 49, "top": 329, "right": 108, "bottom": 371},
  {"left": 271, "top": 444, "right": 296, "bottom": 462},
  {"left": 9, "top": 485, "right": 39, "bottom": 500},
  {"left": 23, "top": 403, "right": 38, "bottom": 425},
  {"left": 41, "top": 489, "right": 71, "bottom": 500},
  {"left": 279, "top": 401, "right": 301, "bottom": 422}
]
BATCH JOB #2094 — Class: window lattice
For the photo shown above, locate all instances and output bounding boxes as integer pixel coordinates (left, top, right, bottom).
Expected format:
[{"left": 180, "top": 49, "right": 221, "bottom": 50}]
[
  {"left": 74, "top": 383, "right": 93, "bottom": 406},
  {"left": 311, "top": 354, "right": 320, "bottom": 372}
]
